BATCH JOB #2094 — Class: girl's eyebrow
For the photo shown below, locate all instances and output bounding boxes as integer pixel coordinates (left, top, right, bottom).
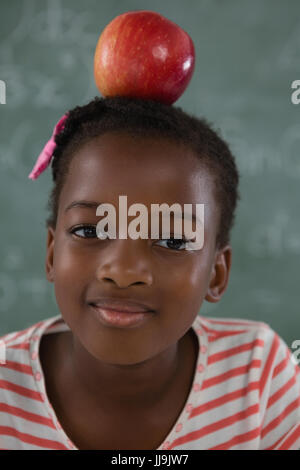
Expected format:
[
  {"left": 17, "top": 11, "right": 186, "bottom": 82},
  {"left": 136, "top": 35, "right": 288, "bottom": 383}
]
[
  {"left": 64, "top": 201, "right": 101, "bottom": 213},
  {"left": 64, "top": 200, "right": 203, "bottom": 222}
]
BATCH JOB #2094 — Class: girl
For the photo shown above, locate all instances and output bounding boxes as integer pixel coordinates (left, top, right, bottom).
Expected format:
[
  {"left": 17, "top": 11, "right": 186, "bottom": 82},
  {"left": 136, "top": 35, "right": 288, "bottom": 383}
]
[{"left": 0, "top": 96, "right": 299, "bottom": 450}]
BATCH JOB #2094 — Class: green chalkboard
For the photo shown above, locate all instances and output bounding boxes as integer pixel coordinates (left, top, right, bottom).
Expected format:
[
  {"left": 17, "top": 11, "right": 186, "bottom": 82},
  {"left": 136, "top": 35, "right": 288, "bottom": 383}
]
[{"left": 0, "top": 0, "right": 299, "bottom": 355}]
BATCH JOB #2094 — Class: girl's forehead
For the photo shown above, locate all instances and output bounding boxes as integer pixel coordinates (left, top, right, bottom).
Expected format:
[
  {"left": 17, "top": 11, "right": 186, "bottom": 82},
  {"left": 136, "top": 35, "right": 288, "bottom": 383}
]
[
  {"left": 70, "top": 131, "right": 200, "bottom": 171},
  {"left": 58, "top": 134, "right": 215, "bottom": 216},
  {"left": 64, "top": 132, "right": 214, "bottom": 197}
]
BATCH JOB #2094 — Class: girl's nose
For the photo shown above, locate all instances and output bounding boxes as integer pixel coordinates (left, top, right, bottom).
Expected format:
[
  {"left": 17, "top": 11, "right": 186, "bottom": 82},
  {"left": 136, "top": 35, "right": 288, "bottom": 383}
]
[{"left": 95, "top": 239, "right": 154, "bottom": 288}]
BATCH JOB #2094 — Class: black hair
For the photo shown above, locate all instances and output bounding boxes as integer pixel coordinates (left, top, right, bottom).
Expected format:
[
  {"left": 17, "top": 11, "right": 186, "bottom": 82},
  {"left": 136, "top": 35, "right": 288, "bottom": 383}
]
[{"left": 45, "top": 95, "right": 241, "bottom": 250}]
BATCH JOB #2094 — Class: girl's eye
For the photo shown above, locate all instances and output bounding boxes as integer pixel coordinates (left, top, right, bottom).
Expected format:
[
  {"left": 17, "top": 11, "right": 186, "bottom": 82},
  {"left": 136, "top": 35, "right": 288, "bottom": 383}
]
[
  {"left": 69, "top": 226, "right": 192, "bottom": 250},
  {"left": 155, "top": 237, "right": 192, "bottom": 251},
  {"left": 70, "top": 225, "right": 97, "bottom": 239}
]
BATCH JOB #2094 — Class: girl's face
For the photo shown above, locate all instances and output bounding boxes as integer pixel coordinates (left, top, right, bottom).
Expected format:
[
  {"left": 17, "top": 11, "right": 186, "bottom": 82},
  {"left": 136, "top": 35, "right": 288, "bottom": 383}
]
[{"left": 46, "top": 132, "right": 231, "bottom": 365}]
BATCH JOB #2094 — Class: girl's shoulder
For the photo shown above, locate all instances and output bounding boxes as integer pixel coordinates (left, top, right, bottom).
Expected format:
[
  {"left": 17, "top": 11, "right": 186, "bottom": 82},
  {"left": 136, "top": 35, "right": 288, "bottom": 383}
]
[
  {"left": 0, "top": 314, "right": 68, "bottom": 365},
  {"left": 194, "top": 314, "right": 288, "bottom": 361},
  {"left": 196, "top": 314, "right": 272, "bottom": 341},
  {"left": 197, "top": 314, "right": 270, "bottom": 331}
]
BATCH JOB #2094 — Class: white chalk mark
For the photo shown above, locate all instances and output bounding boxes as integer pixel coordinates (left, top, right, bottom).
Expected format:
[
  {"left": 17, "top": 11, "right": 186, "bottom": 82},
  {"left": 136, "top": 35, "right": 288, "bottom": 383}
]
[
  {"left": 0, "top": 273, "right": 17, "bottom": 312},
  {"left": 1, "top": 0, "right": 35, "bottom": 44},
  {"left": 19, "top": 279, "right": 47, "bottom": 307},
  {"left": 277, "top": 19, "right": 300, "bottom": 70},
  {"left": 3, "top": 247, "right": 24, "bottom": 271}
]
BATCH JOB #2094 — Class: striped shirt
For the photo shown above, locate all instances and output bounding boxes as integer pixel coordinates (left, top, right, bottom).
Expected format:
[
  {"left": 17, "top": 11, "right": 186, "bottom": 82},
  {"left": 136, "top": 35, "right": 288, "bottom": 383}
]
[{"left": 0, "top": 314, "right": 299, "bottom": 450}]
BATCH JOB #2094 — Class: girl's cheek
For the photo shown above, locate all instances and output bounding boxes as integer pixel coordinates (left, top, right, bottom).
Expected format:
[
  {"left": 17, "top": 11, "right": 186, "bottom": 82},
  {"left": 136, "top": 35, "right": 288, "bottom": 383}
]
[{"left": 171, "top": 256, "right": 205, "bottom": 287}]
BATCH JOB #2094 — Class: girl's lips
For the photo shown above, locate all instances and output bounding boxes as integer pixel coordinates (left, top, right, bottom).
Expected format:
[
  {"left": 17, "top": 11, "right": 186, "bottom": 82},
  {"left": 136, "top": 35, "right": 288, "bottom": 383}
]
[
  {"left": 88, "top": 298, "right": 155, "bottom": 313},
  {"left": 90, "top": 305, "right": 153, "bottom": 328}
]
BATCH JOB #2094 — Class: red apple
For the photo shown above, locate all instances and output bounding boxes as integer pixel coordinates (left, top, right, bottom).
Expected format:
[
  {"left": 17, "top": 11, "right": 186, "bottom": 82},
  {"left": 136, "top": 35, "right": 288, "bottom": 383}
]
[{"left": 93, "top": 10, "right": 195, "bottom": 105}]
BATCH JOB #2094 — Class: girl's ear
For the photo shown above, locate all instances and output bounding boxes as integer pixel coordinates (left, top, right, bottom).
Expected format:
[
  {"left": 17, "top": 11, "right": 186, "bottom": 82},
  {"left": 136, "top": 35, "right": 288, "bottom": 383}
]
[
  {"left": 205, "top": 245, "right": 232, "bottom": 303},
  {"left": 45, "top": 226, "right": 55, "bottom": 283}
]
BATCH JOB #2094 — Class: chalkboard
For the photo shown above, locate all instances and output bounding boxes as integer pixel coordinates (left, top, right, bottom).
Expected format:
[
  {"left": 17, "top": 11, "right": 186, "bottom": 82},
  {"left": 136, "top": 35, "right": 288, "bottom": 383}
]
[{"left": 0, "top": 0, "right": 299, "bottom": 355}]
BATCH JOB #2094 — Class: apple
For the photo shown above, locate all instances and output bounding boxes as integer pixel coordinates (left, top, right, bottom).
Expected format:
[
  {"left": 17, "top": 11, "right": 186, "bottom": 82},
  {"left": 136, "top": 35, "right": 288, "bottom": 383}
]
[{"left": 93, "top": 10, "right": 195, "bottom": 105}]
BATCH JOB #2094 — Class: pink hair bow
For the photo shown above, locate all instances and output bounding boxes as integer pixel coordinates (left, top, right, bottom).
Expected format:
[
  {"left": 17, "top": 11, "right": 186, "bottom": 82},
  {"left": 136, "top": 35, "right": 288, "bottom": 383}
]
[{"left": 28, "top": 113, "right": 69, "bottom": 180}]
